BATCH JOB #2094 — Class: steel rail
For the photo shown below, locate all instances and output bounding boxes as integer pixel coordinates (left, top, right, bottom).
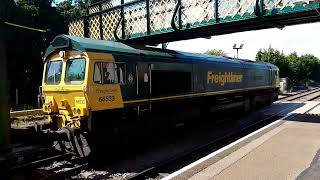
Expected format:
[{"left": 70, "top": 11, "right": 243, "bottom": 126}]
[
  {"left": 127, "top": 90, "right": 320, "bottom": 180},
  {"left": 10, "top": 153, "right": 74, "bottom": 172},
  {"left": 277, "top": 89, "right": 309, "bottom": 100},
  {"left": 40, "top": 163, "right": 88, "bottom": 180},
  {"left": 257, "top": 88, "right": 320, "bottom": 114},
  {"left": 37, "top": 155, "right": 89, "bottom": 180},
  {"left": 11, "top": 154, "right": 89, "bottom": 180},
  {"left": 10, "top": 109, "right": 43, "bottom": 118},
  {"left": 277, "top": 88, "right": 320, "bottom": 102}
]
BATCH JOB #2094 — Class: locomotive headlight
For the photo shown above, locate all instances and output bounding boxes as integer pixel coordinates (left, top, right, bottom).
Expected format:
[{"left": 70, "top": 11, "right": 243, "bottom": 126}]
[
  {"left": 59, "top": 51, "right": 65, "bottom": 58},
  {"left": 73, "top": 108, "right": 77, "bottom": 114},
  {"left": 77, "top": 109, "right": 81, "bottom": 115}
]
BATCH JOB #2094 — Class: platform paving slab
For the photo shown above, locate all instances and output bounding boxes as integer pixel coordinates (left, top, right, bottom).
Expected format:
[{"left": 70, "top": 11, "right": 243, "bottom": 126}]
[
  {"left": 165, "top": 101, "right": 320, "bottom": 180},
  {"left": 188, "top": 103, "right": 320, "bottom": 180}
]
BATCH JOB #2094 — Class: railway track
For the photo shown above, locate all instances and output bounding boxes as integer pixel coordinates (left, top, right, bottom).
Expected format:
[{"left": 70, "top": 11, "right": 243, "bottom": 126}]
[
  {"left": 277, "top": 87, "right": 320, "bottom": 102},
  {"left": 10, "top": 109, "right": 43, "bottom": 118},
  {"left": 7, "top": 88, "right": 320, "bottom": 180},
  {"left": 312, "top": 96, "right": 320, "bottom": 101},
  {"left": 34, "top": 157, "right": 88, "bottom": 180},
  {"left": 277, "top": 89, "right": 309, "bottom": 100},
  {"left": 126, "top": 89, "right": 320, "bottom": 180},
  {"left": 9, "top": 152, "right": 88, "bottom": 180}
]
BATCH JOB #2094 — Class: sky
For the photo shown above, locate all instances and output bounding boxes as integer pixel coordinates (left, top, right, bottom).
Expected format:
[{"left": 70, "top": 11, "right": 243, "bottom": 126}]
[{"left": 162, "top": 22, "right": 320, "bottom": 60}]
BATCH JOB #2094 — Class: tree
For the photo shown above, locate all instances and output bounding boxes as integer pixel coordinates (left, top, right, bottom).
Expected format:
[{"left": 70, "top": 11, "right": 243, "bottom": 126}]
[
  {"left": 286, "top": 52, "right": 301, "bottom": 80},
  {"left": 3, "top": 0, "right": 90, "bottom": 107},
  {"left": 256, "top": 47, "right": 292, "bottom": 78},
  {"left": 205, "top": 49, "right": 227, "bottom": 56},
  {"left": 57, "top": 0, "right": 88, "bottom": 21},
  {"left": 297, "top": 54, "right": 320, "bottom": 81},
  {"left": 256, "top": 47, "right": 320, "bottom": 82},
  {"left": 1, "top": 0, "right": 17, "bottom": 20},
  {"left": 256, "top": 46, "right": 285, "bottom": 64}
]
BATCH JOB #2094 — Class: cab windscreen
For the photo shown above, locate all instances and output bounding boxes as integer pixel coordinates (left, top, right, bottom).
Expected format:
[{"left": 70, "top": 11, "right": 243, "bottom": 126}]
[
  {"left": 45, "top": 60, "right": 62, "bottom": 85},
  {"left": 65, "top": 58, "right": 86, "bottom": 84}
]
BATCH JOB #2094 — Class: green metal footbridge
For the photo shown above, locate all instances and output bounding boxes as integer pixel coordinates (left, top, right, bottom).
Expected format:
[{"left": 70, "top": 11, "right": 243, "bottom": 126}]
[{"left": 69, "top": 0, "right": 320, "bottom": 44}]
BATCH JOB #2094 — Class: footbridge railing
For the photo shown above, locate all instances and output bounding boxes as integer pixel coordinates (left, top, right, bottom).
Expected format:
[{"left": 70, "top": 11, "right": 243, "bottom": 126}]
[{"left": 68, "top": 0, "right": 320, "bottom": 44}]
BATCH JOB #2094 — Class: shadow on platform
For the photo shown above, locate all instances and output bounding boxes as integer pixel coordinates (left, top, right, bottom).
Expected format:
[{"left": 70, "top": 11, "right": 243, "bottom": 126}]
[{"left": 284, "top": 113, "right": 320, "bottom": 123}]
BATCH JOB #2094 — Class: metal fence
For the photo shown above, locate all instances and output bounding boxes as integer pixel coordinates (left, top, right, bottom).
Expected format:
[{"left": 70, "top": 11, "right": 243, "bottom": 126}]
[{"left": 69, "top": 0, "right": 320, "bottom": 41}]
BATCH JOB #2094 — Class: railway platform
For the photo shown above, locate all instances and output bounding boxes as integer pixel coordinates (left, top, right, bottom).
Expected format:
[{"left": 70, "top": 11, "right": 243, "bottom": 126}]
[{"left": 164, "top": 101, "right": 320, "bottom": 180}]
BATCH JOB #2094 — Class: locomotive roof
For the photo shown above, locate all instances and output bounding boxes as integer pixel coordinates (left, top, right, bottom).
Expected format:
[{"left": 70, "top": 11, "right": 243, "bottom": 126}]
[{"left": 44, "top": 35, "right": 277, "bottom": 69}]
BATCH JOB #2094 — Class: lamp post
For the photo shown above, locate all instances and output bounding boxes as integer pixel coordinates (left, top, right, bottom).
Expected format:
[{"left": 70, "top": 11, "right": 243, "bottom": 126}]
[{"left": 233, "top": 44, "right": 244, "bottom": 58}]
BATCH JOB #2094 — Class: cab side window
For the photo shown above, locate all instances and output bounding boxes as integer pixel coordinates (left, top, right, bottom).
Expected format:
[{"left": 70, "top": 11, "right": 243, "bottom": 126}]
[
  {"left": 93, "top": 62, "right": 126, "bottom": 84},
  {"left": 93, "top": 63, "right": 102, "bottom": 83},
  {"left": 116, "top": 63, "right": 126, "bottom": 84}
]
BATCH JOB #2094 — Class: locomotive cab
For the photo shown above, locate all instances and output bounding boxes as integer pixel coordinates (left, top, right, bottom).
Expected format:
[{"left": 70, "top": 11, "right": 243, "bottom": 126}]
[
  {"left": 42, "top": 50, "right": 89, "bottom": 128},
  {"left": 42, "top": 35, "right": 124, "bottom": 129}
]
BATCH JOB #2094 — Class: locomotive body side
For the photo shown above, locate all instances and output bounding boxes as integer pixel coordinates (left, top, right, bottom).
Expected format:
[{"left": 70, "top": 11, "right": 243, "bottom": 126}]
[
  {"left": 116, "top": 54, "right": 279, "bottom": 105},
  {"left": 42, "top": 35, "right": 279, "bottom": 144}
]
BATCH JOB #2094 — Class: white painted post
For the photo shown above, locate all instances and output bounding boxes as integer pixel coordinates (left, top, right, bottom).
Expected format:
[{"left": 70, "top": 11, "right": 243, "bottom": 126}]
[{"left": 15, "top": 89, "right": 18, "bottom": 105}]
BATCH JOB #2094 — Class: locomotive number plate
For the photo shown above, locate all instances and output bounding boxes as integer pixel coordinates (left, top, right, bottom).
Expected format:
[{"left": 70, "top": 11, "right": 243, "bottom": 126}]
[{"left": 99, "top": 96, "right": 115, "bottom": 102}]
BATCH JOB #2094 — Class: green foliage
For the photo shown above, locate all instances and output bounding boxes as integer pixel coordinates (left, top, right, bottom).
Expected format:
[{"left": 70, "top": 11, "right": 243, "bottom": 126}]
[
  {"left": 3, "top": 0, "right": 89, "bottom": 106},
  {"left": 14, "top": 0, "right": 64, "bottom": 33},
  {"left": 57, "top": 0, "right": 89, "bottom": 21},
  {"left": 256, "top": 47, "right": 292, "bottom": 78},
  {"left": 1, "top": 0, "right": 17, "bottom": 20},
  {"left": 14, "top": 0, "right": 89, "bottom": 31},
  {"left": 88, "top": 0, "right": 102, "bottom": 4},
  {"left": 256, "top": 47, "right": 320, "bottom": 82},
  {"left": 205, "top": 49, "right": 227, "bottom": 56}
]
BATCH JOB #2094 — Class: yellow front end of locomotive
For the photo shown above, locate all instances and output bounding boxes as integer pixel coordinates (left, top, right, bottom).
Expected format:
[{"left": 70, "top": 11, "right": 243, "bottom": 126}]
[
  {"left": 42, "top": 92, "right": 89, "bottom": 128},
  {"left": 41, "top": 49, "right": 90, "bottom": 128},
  {"left": 42, "top": 50, "right": 124, "bottom": 128}
]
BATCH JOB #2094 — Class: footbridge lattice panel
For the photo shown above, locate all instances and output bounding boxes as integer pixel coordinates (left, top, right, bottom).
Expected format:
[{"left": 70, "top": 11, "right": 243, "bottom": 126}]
[{"left": 68, "top": 0, "right": 320, "bottom": 44}]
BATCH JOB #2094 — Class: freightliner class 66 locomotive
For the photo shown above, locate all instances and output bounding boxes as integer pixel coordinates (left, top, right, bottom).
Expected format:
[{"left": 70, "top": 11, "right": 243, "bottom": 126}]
[{"left": 42, "top": 35, "right": 279, "bottom": 155}]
